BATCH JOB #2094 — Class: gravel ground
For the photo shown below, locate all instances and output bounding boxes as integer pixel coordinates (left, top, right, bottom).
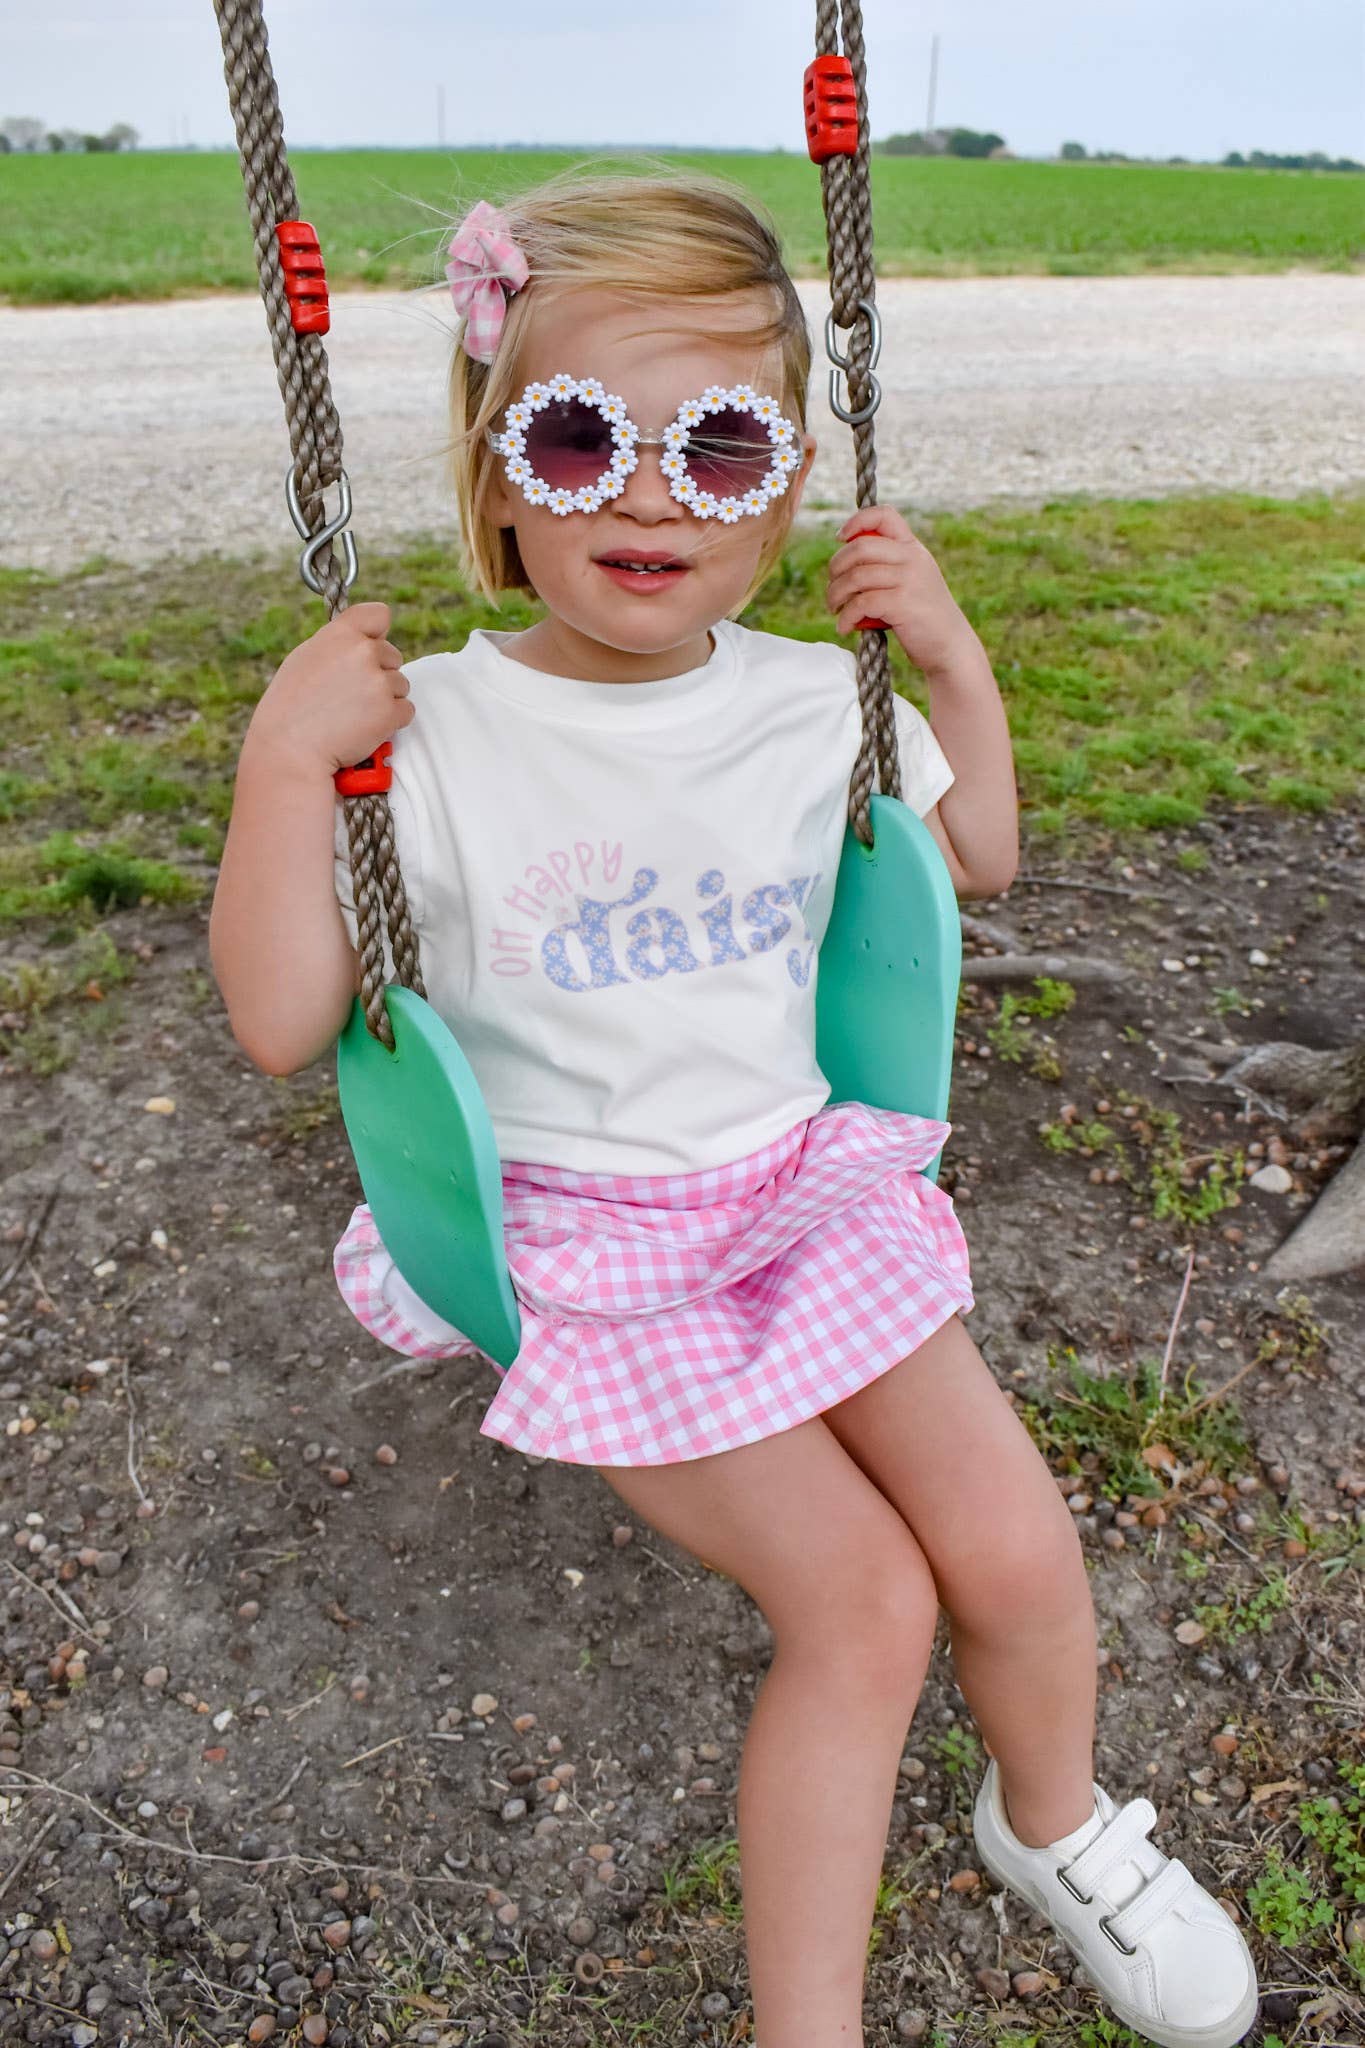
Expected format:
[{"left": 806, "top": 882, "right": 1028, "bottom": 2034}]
[
  {"left": 2, "top": 807, "right": 1364, "bottom": 2045},
  {"left": 3, "top": 273, "right": 1363, "bottom": 575}
]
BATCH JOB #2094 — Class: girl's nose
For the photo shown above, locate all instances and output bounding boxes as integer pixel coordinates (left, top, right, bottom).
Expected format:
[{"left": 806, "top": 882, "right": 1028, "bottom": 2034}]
[{"left": 614, "top": 444, "right": 685, "bottom": 520}]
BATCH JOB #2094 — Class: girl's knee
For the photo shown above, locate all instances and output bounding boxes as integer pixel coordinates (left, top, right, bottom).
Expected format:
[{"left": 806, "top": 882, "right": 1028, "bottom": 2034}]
[
  {"left": 775, "top": 1539, "right": 940, "bottom": 1698},
  {"left": 951, "top": 1505, "right": 1093, "bottom": 1637}
]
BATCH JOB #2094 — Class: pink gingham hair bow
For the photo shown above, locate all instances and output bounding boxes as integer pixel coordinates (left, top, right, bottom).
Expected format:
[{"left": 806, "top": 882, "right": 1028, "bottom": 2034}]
[{"left": 445, "top": 200, "right": 529, "bottom": 363}]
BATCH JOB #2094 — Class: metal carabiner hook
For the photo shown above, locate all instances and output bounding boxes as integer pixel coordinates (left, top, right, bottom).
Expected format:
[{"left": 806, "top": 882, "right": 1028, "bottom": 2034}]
[
  {"left": 824, "top": 298, "right": 883, "bottom": 427},
  {"left": 284, "top": 464, "right": 360, "bottom": 597}
]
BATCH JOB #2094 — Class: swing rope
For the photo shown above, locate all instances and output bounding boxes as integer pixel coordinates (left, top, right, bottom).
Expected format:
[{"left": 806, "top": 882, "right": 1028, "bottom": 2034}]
[
  {"left": 813, "top": 0, "right": 902, "bottom": 837},
  {"left": 212, "top": 0, "right": 898, "bottom": 1056},
  {"left": 213, "top": 0, "right": 425, "bottom": 1049}
]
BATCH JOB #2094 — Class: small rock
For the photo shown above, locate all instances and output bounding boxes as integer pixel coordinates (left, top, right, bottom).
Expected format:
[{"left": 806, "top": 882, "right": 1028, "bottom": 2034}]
[
  {"left": 142, "top": 1665, "right": 169, "bottom": 1690},
  {"left": 1249, "top": 1163, "right": 1293, "bottom": 1194},
  {"left": 143, "top": 1097, "right": 176, "bottom": 1115},
  {"left": 471, "top": 1692, "right": 498, "bottom": 1717}
]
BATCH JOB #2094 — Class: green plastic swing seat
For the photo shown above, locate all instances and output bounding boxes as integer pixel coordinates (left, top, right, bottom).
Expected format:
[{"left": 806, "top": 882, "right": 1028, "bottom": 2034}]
[{"left": 336, "top": 794, "right": 961, "bottom": 1372}]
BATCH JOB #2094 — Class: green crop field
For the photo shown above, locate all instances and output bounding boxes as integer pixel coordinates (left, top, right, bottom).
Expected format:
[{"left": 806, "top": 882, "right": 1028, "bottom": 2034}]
[{"left": 1, "top": 148, "right": 1361, "bottom": 305}]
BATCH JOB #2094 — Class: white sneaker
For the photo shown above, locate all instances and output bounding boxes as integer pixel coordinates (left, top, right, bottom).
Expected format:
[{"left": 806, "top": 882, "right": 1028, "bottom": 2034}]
[{"left": 971, "top": 1756, "right": 1259, "bottom": 2048}]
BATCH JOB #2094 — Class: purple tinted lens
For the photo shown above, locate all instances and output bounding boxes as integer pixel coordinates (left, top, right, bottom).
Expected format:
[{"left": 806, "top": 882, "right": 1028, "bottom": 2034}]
[
  {"left": 685, "top": 408, "right": 774, "bottom": 498},
  {"left": 523, "top": 397, "right": 615, "bottom": 490}
]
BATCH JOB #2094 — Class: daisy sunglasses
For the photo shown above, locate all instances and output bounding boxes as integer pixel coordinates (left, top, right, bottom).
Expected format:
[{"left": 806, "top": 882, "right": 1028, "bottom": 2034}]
[{"left": 487, "top": 372, "right": 802, "bottom": 523}]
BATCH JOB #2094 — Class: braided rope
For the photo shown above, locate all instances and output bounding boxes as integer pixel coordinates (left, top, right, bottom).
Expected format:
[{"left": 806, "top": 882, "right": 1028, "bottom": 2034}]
[
  {"left": 212, "top": 0, "right": 425, "bottom": 1045},
  {"left": 814, "top": 0, "right": 901, "bottom": 843}
]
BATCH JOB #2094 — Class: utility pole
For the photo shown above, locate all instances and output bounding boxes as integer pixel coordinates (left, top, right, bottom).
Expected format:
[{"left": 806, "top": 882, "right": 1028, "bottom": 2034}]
[
  {"left": 437, "top": 85, "right": 445, "bottom": 147},
  {"left": 926, "top": 33, "right": 939, "bottom": 135}
]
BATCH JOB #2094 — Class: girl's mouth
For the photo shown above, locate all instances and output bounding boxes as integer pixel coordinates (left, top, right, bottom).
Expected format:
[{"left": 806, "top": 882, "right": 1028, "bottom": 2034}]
[{"left": 595, "top": 554, "right": 691, "bottom": 590}]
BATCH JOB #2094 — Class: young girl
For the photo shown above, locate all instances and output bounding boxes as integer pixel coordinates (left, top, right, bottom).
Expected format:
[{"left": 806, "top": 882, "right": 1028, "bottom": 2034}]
[{"left": 210, "top": 168, "right": 1258, "bottom": 2048}]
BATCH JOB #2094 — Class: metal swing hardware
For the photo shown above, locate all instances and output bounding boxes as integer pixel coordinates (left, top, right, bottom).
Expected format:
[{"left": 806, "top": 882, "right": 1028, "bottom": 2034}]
[
  {"left": 825, "top": 299, "right": 883, "bottom": 425},
  {"left": 284, "top": 463, "right": 359, "bottom": 596}
]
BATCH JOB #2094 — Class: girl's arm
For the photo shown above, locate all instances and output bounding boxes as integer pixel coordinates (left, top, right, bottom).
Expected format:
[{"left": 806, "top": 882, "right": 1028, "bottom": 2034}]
[
  {"left": 209, "top": 734, "right": 360, "bottom": 1076},
  {"left": 825, "top": 505, "right": 1020, "bottom": 899},
  {"left": 209, "top": 603, "right": 414, "bottom": 1075},
  {"left": 917, "top": 634, "right": 1018, "bottom": 899}
]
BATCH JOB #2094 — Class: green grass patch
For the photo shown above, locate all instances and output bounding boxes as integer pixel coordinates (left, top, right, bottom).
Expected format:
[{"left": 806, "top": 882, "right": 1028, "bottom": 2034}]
[
  {"left": 1, "top": 151, "right": 1361, "bottom": 304},
  {"left": 1016, "top": 1342, "right": 1254, "bottom": 1505},
  {"left": 1, "top": 490, "right": 1360, "bottom": 925}
]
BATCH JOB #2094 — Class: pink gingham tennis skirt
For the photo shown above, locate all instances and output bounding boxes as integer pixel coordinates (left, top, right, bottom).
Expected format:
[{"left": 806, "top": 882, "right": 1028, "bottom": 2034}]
[{"left": 333, "top": 1100, "right": 974, "bottom": 1467}]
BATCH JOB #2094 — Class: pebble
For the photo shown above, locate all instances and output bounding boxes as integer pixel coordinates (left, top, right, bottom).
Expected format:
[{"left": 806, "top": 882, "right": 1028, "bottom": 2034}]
[{"left": 1249, "top": 1163, "right": 1294, "bottom": 1193}]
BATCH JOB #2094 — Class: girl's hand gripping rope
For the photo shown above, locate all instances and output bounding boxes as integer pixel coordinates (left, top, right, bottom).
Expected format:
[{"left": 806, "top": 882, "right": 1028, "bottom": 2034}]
[
  {"left": 827, "top": 504, "right": 1019, "bottom": 894},
  {"left": 826, "top": 504, "right": 983, "bottom": 679},
  {"left": 247, "top": 602, "right": 414, "bottom": 778}
]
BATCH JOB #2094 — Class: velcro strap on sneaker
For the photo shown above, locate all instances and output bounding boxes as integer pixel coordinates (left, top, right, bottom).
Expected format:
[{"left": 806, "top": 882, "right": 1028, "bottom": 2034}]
[
  {"left": 1063, "top": 1797, "right": 1158, "bottom": 1899},
  {"left": 1104, "top": 1856, "right": 1197, "bottom": 1948}
]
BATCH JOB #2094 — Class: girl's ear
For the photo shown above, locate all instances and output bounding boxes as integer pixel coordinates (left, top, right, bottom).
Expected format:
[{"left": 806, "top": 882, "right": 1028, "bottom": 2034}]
[
  {"left": 484, "top": 459, "right": 517, "bottom": 531},
  {"left": 784, "top": 431, "right": 818, "bottom": 520}
]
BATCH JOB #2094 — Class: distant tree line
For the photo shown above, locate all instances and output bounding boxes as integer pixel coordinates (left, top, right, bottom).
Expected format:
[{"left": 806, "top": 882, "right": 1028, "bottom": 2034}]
[
  {"left": 0, "top": 116, "right": 140, "bottom": 153},
  {"left": 873, "top": 127, "right": 1362, "bottom": 171},
  {"left": 878, "top": 128, "right": 1006, "bottom": 158},
  {"left": 1061, "top": 139, "right": 1362, "bottom": 171}
]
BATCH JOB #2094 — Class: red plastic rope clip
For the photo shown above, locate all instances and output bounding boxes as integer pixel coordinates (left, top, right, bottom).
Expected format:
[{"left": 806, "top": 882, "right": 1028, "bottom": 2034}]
[
  {"left": 276, "top": 220, "right": 330, "bottom": 335},
  {"left": 334, "top": 740, "right": 393, "bottom": 797},
  {"left": 804, "top": 54, "right": 858, "bottom": 163}
]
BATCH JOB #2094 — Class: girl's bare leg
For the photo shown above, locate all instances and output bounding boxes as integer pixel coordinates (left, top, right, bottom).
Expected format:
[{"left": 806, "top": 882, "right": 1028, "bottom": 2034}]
[
  {"left": 820, "top": 1315, "right": 1100, "bottom": 1848},
  {"left": 596, "top": 1414, "right": 941, "bottom": 2048}
]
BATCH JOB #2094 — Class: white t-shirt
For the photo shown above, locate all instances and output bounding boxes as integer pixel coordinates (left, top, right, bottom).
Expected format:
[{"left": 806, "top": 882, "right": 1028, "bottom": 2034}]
[{"left": 333, "top": 618, "right": 954, "bottom": 1176}]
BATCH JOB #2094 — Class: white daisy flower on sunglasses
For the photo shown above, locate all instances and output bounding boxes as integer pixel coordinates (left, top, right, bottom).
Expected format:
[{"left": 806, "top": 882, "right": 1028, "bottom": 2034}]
[
  {"left": 523, "top": 383, "right": 552, "bottom": 412},
  {"left": 523, "top": 478, "right": 549, "bottom": 503},
  {"left": 660, "top": 452, "right": 688, "bottom": 481},
  {"left": 676, "top": 398, "right": 707, "bottom": 427},
  {"left": 700, "top": 384, "right": 731, "bottom": 413},
  {"left": 692, "top": 491, "right": 720, "bottom": 520},
  {"left": 772, "top": 445, "right": 800, "bottom": 474},
  {"left": 728, "top": 385, "right": 757, "bottom": 411},
  {"left": 767, "top": 418, "right": 795, "bottom": 445},
  {"left": 547, "top": 488, "right": 577, "bottom": 516},
  {"left": 504, "top": 401, "right": 533, "bottom": 433},
  {"left": 547, "top": 372, "right": 578, "bottom": 401},
  {"left": 611, "top": 448, "right": 639, "bottom": 477},
  {"left": 573, "top": 484, "right": 605, "bottom": 511},
  {"left": 751, "top": 394, "right": 784, "bottom": 422},
  {"left": 716, "top": 502, "right": 744, "bottom": 523},
  {"left": 599, "top": 393, "right": 629, "bottom": 423},
  {"left": 742, "top": 487, "right": 771, "bottom": 515},
  {"left": 663, "top": 422, "right": 689, "bottom": 451},
  {"left": 505, "top": 454, "right": 534, "bottom": 484},
  {"left": 577, "top": 377, "right": 606, "bottom": 404},
  {"left": 611, "top": 421, "right": 639, "bottom": 448},
  {"left": 497, "top": 426, "right": 527, "bottom": 457}
]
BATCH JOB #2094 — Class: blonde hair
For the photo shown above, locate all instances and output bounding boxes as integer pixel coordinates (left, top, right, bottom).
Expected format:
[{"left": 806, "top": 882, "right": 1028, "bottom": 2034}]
[{"left": 445, "top": 160, "right": 813, "bottom": 614}]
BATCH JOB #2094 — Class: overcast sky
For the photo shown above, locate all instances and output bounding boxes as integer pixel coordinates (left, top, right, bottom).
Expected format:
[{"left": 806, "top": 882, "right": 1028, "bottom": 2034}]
[{"left": 6, "top": 0, "right": 1363, "bottom": 160}]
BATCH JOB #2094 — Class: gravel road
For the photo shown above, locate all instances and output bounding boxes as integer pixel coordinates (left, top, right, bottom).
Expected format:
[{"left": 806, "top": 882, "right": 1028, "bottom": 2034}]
[{"left": 3, "top": 273, "right": 1362, "bottom": 574}]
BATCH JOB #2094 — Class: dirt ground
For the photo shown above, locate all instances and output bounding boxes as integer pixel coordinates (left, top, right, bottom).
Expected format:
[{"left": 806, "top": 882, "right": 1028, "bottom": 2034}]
[{"left": 1, "top": 803, "right": 1363, "bottom": 2048}]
